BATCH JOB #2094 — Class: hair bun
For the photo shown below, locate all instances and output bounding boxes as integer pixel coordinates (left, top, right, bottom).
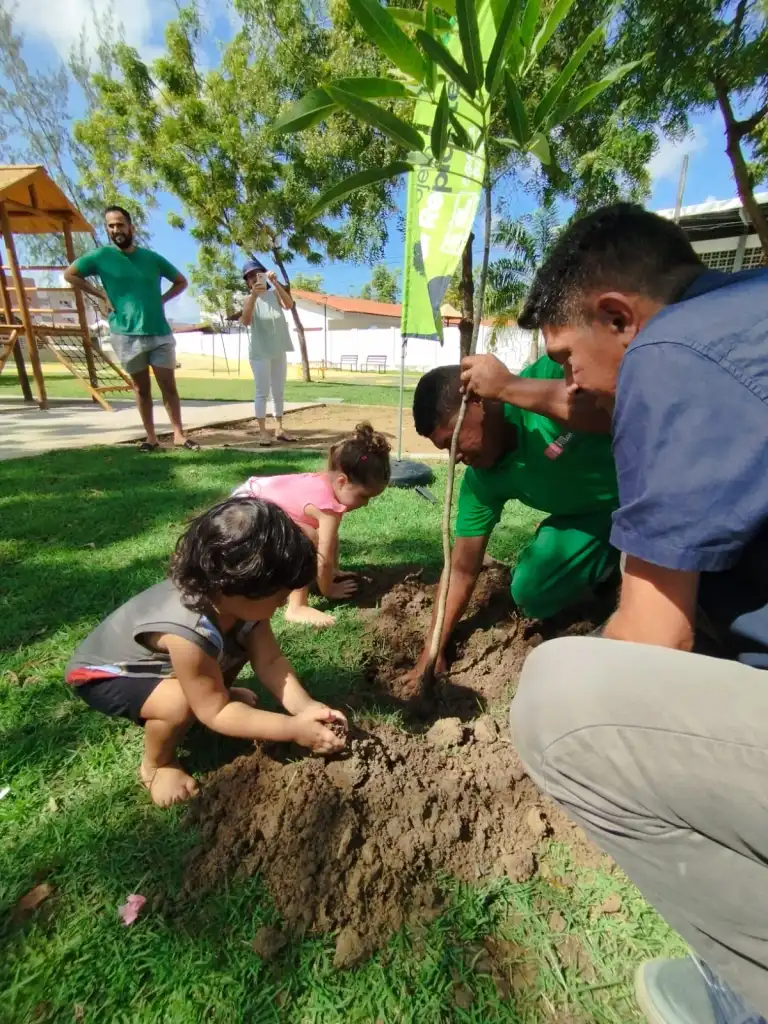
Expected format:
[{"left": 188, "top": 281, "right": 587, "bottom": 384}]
[{"left": 354, "top": 421, "right": 391, "bottom": 456}]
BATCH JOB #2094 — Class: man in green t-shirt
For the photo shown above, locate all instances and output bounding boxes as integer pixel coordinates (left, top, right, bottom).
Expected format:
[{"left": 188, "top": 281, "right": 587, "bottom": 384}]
[
  {"left": 64, "top": 206, "right": 199, "bottom": 452},
  {"left": 408, "top": 352, "right": 618, "bottom": 676}
]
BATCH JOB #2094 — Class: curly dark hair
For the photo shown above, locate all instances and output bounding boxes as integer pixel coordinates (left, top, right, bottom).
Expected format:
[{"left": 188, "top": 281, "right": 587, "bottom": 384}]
[
  {"left": 328, "top": 421, "right": 391, "bottom": 487},
  {"left": 518, "top": 203, "right": 703, "bottom": 330},
  {"left": 170, "top": 497, "right": 316, "bottom": 612},
  {"left": 412, "top": 365, "right": 462, "bottom": 437}
]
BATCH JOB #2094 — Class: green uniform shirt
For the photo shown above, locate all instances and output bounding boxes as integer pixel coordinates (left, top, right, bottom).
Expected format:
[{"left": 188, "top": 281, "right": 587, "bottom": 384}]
[
  {"left": 73, "top": 246, "right": 180, "bottom": 336},
  {"left": 455, "top": 356, "right": 618, "bottom": 538}
]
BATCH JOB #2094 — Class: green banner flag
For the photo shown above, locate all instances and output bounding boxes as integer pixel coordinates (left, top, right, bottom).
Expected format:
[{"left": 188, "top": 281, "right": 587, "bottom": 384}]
[{"left": 400, "top": 3, "right": 495, "bottom": 342}]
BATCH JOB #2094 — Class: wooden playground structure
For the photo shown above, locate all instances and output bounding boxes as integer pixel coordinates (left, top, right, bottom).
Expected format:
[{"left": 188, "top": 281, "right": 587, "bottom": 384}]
[{"left": 0, "top": 165, "right": 133, "bottom": 410}]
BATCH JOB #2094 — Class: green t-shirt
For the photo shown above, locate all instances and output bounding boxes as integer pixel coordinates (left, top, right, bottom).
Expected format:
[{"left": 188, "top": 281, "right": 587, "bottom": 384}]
[
  {"left": 455, "top": 355, "right": 618, "bottom": 538},
  {"left": 73, "top": 246, "right": 180, "bottom": 336}
]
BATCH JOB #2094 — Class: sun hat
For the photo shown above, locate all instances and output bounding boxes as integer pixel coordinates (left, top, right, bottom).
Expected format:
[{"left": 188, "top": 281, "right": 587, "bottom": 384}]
[{"left": 242, "top": 258, "right": 267, "bottom": 279}]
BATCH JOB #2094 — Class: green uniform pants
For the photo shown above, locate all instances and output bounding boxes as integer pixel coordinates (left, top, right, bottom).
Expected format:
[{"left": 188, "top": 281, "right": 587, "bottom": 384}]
[{"left": 510, "top": 510, "right": 618, "bottom": 620}]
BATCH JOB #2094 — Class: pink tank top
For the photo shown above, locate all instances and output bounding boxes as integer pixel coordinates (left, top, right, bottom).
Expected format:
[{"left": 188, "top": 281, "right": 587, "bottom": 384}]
[{"left": 232, "top": 472, "right": 348, "bottom": 528}]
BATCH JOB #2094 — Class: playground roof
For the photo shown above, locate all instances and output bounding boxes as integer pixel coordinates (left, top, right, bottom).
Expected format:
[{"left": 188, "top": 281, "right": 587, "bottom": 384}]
[{"left": 0, "top": 165, "right": 92, "bottom": 235}]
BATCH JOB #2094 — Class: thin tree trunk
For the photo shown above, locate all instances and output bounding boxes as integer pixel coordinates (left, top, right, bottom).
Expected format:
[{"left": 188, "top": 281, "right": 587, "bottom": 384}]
[
  {"left": 470, "top": 173, "right": 492, "bottom": 355},
  {"left": 271, "top": 249, "right": 312, "bottom": 382},
  {"left": 714, "top": 80, "right": 768, "bottom": 256},
  {"left": 458, "top": 233, "right": 474, "bottom": 359}
]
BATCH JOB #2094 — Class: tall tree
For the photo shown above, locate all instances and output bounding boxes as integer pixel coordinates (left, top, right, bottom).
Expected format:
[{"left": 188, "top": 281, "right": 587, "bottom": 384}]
[
  {"left": 291, "top": 272, "right": 325, "bottom": 292},
  {"left": 0, "top": 4, "right": 144, "bottom": 262},
  {"left": 485, "top": 198, "right": 559, "bottom": 361},
  {"left": 74, "top": 1, "right": 401, "bottom": 381},
  {"left": 360, "top": 264, "right": 400, "bottom": 303},
  {"left": 190, "top": 245, "right": 243, "bottom": 332},
  {"left": 616, "top": 0, "right": 768, "bottom": 252},
  {"left": 276, "top": 0, "right": 642, "bottom": 356}
]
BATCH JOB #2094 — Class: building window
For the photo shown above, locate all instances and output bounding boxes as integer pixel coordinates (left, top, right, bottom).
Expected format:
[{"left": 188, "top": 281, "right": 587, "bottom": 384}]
[
  {"left": 741, "top": 245, "right": 767, "bottom": 270},
  {"left": 699, "top": 249, "right": 736, "bottom": 272}
]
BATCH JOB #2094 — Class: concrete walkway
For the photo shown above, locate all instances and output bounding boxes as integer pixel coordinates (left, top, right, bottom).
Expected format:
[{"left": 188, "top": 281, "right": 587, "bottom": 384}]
[{"left": 0, "top": 397, "right": 319, "bottom": 461}]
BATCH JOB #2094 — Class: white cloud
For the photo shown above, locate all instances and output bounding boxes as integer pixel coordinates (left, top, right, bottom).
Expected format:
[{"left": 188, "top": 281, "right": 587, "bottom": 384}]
[
  {"left": 14, "top": 0, "right": 171, "bottom": 63},
  {"left": 648, "top": 125, "right": 708, "bottom": 183}
]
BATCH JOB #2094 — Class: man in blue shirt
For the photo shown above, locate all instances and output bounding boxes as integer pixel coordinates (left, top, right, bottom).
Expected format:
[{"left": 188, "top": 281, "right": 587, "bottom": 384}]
[{"left": 480, "top": 204, "right": 768, "bottom": 1024}]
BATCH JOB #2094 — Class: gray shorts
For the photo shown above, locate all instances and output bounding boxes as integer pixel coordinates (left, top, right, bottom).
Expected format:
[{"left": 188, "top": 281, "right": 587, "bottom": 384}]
[{"left": 111, "top": 334, "right": 176, "bottom": 375}]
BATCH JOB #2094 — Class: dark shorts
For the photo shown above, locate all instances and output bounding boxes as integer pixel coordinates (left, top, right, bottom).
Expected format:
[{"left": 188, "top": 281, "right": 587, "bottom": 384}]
[{"left": 73, "top": 673, "right": 164, "bottom": 726}]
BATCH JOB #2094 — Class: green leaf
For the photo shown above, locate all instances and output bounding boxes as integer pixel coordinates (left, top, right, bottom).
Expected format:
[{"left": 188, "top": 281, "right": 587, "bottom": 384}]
[
  {"left": 448, "top": 109, "right": 472, "bottom": 150},
  {"left": 348, "top": 0, "right": 426, "bottom": 83},
  {"left": 533, "top": 24, "right": 603, "bottom": 129},
  {"left": 424, "top": 0, "right": 437, "bottom": 93},
  {"left": 331, "top": 77, "right": 412, "bottom": 99},
  {"left": 503, "top": 71, "right": 530, "bottom": 146},
  {"left": 528, "top": 0, "right": 575, "bottom": 63},
  {"left": 388, "top": 7, "right": 454, "bottom": 32},
  {"left": 456, "top": 0, "right": 483, "bottom": 94},
  {"left": 494, "top": 136, "right": 521, "bottom": 149},
  {"left": 326, "top": 85, "right": 425, "bottom": 150},
  {"left": 527, "top": 131, "right": 550, "bottom": 164},
  {"left": 519, "top": 0, "right": 540, "bottom": 49},
  {"left": 431, "top": 84, "right": 450, "bottom": 160},
  {"left": 549, "top": 60, "right": 641, "bottom": 125},
  {"left": 407, "top": 149, "right": 432, "bottom": 165},
  {"left": 484, "top": 0, "right": 522, "bottom": 96},
  {"left": 273, "top": 87, "right": 335, "bottom": 133},
  {"left": 416, "top": 29, "right": 476, "bottom": 96},
  {"left": 436, "top": 0, "right": 456, "bottom": 12},
  {"left": 306, "top": 161, "right": 413, "bottom": 219}
]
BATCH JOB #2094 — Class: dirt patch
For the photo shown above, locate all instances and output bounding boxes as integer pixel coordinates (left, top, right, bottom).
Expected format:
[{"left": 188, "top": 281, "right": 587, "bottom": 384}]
[
  {"left": 361, "top": 565, "right": 607, "bottom": 717},
  {"left": 184, "top": 720, "right": 595, "bottom": 966},
  {"left": 190, "top": 404, "right": 438, "bottom": 456},
  {"left": 182, "top": 566, "right": 610, "bottom": 967}
]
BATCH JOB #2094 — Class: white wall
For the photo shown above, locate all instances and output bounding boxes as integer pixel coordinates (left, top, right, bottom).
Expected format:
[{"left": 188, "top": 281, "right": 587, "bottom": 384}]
[{"left": 173, "top": 300, "right": 536, "bottom": 375}]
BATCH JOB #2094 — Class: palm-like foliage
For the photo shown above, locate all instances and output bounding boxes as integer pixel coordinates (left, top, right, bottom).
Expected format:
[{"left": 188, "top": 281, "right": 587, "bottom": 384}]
[{"left": 485, "top": 199, "right": 559, "bottom": 355}]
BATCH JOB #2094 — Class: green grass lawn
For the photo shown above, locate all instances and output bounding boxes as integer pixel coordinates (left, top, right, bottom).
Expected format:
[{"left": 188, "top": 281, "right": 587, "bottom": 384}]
[
  {"left": 0, "top": 447, "right": 684, "bottom": 1023},
  {"left": 0, "top": 370, "right": 415, "bottom": 408}
]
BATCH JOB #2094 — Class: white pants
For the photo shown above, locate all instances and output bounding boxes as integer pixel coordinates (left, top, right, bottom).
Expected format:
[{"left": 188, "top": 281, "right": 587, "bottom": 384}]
[{"left": 250, "top": 352, "right": 287, "bottom": 419}]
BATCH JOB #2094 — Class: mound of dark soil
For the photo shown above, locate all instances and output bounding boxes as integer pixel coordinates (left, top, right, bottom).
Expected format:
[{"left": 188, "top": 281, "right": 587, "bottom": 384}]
[
  {"left": 184, "top": 720, "right": 599, "bottom": 968},
  {"left": 363, "top": 565, "right": 604, "bottom": 716}
]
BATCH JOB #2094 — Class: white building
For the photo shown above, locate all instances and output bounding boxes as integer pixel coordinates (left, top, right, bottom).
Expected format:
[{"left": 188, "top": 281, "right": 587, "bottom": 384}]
[
  {"left": 181, "top": 288, "right": 533, "bottom": 373},
  {"left": 657, "top": 192, "right": 768, "bottom": 272}
]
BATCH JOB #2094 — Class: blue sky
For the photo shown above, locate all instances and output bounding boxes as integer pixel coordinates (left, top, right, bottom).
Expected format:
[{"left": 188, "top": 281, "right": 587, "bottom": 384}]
[{"left": 9, "top": 1, "right": 752, "bottom": 321}]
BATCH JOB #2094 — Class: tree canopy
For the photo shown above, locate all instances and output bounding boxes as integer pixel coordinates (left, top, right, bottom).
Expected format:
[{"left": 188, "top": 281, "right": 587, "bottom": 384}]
[
  {"left": 74, "top": 0, "right": 403, "bottom": 379},
  {"left": 360, "top": 264, "right": 400, "bottom": 303}
]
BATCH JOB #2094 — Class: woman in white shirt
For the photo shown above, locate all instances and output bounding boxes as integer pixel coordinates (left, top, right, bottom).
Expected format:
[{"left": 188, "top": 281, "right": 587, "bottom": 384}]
[{"left": 240, "top": 259, "right": 296, "bottom": 446}]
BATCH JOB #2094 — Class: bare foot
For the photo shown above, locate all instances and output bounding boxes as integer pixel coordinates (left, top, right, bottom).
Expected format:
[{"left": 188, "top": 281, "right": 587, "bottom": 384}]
[
  {"left": 284, "top": 606, "right": 336, "bottom": 628},
  {"left": 258, "top": 432, "right": 272, "bottom": 447},
  {"left": 230, "top": 686, "right": 258, "bottom": 707},
  {"left": 140, "top": 761, "right": 199, "bottom": 808},
  {"left": 275, "top": 432, "right": 295, "bottom": 442}
]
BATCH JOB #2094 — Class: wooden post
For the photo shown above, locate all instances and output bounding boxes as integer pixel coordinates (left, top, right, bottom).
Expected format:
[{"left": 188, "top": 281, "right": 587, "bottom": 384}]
[
  {"left": 12, "top": 335, "right": 33, "bottom": 400},
  {"left": 62, "top": 218, "right": 99, "bottom": 393},
  {"left": 0, "top": 201, "right": 47, "bottom": 408},
  {"left": 0, "top": 257, "right": 32, "bottom": 400}
]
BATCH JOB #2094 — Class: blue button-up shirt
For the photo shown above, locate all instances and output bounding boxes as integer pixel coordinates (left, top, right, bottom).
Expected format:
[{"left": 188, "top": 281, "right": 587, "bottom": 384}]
[{"left": 611, "top": 267, "right": 768, "bottom": 664}]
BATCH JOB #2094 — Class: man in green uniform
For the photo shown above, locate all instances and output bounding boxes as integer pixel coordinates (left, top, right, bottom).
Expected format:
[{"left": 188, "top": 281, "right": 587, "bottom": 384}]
[
  {"left": 64, "top": 205, "right": 199, "bottom": 452},
  {"left": 408, "top": 352, "right": 618, "bottom": 676}
]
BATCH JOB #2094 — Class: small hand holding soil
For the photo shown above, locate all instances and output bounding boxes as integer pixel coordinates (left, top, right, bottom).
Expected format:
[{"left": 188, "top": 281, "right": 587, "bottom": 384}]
[{"left": 292, "top": 704, "right": 348, "bottom": 755}]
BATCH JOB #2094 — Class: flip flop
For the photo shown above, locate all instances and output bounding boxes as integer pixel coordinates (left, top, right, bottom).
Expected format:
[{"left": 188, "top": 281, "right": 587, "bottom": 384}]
[
  {"left": 138, "top": 441, "right": 160, "bottom": 453},
  {"left": 275, "top": 433, "right": 296, "bottom": 442},
  {"left": 176, "top": 439, "right": 201, "bottom": 451},
  {"left": 257, "top": 438, "right": 272, "bottom": 447}
]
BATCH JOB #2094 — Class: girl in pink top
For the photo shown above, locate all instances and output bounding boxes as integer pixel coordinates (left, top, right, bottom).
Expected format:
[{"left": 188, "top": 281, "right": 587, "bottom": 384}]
[{"left": 233, "top": 422, "right": 391, "bottom": 626}]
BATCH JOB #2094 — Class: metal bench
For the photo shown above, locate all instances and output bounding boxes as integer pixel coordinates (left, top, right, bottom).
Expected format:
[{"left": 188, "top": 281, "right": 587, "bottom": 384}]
[
  {"left": 365, "top": 354, "right": 387, "bottom": 373},
  {"left": 339, "top": 354, "right": 358, "bottom": 371}
]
